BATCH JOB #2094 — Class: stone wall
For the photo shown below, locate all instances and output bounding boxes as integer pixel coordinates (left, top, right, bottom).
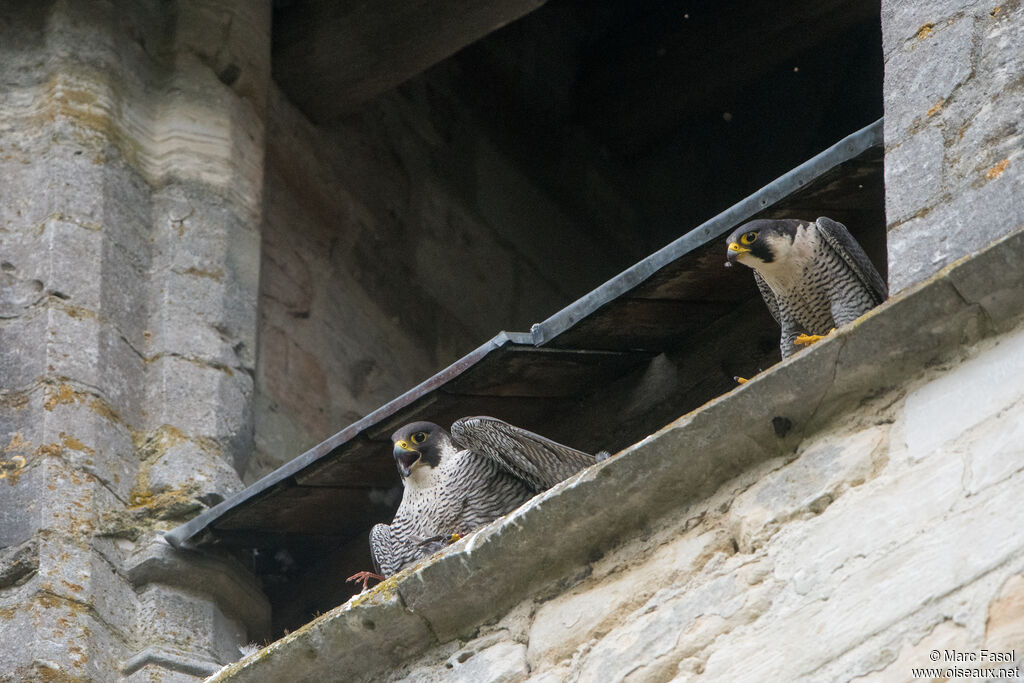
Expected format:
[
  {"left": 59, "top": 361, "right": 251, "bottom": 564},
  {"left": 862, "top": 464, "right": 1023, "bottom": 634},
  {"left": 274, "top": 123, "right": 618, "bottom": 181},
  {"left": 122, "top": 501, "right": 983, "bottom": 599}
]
[
  {"left": 884, "top": 0, "right": 1023, "bottom": 292},
  {"left": 0, "top": 1, "right": 271, "bottom": 679}
]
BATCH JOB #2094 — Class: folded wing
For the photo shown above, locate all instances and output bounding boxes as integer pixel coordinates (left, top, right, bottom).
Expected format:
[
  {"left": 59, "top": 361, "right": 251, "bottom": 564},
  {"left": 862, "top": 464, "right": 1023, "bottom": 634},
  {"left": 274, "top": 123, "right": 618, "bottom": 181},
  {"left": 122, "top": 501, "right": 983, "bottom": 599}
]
[
  {"left": 450, "top": 416, "right": 598, "bottom": 491},
  {"left": 815, "top": 216, "right": 888, "bottom": 305}
]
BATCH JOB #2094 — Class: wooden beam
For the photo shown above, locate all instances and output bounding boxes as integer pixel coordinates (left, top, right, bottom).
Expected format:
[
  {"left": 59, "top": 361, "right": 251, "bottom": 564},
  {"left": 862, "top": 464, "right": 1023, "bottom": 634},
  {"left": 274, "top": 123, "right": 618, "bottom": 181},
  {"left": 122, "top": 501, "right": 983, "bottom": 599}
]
[{"left": 273, "top": 0, "right": 546, "bottom": 122}]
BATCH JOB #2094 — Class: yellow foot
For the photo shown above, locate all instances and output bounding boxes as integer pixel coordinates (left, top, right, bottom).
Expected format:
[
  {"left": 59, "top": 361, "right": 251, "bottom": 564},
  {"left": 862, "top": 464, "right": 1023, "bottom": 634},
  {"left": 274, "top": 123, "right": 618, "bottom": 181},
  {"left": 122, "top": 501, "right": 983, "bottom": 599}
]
[
  {"left": 794, "top": 328, "right": 836, "bottom": 347},
  {"left": 449, "top": 533, "right": 463, "bottom": 543},
  {"left": 735, "top": 376, "right": 749, "bottom": 385}
]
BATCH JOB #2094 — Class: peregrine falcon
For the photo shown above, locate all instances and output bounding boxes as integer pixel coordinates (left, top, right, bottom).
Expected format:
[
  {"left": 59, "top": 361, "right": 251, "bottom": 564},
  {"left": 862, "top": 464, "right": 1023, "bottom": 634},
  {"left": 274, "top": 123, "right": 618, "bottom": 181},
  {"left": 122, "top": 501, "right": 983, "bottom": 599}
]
[
  {"left": 725, "top": 217, "right": 887, "bottom": 359},
  {"left": 346, "top": 416, "right": 598, "bottom": 589}
]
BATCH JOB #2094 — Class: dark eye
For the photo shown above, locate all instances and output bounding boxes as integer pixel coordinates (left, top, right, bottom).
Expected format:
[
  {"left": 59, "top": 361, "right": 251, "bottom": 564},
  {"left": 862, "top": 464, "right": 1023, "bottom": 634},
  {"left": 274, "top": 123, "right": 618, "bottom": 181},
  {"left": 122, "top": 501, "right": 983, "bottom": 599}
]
[
  {"left": 411, "top": 432, "right": 427, "bottom": 444},
  {"left": 741, "top": 232, "right": 758, "bottom": 245}
]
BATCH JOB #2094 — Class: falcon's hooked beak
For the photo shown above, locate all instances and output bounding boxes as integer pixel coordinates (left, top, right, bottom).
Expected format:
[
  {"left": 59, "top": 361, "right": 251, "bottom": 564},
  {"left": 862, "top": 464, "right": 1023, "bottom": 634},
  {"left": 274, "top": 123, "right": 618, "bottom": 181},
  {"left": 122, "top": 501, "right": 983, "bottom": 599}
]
[
  {"left": 393, "top": 440, "right": 420, "bottom": 478},
  {"left": 725, "top": 241, "right": 751, "bottom": 268},
  {"left": 727, "top": 241, "right": 750, "bottom": 258}
]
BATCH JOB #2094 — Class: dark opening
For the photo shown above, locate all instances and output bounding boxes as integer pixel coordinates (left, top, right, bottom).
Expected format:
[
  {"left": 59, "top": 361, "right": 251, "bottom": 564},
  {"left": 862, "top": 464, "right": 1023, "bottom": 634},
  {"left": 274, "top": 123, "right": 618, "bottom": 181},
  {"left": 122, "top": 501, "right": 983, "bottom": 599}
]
[{"left": 253, "top": 0, "right": 884, "bottom": 637}]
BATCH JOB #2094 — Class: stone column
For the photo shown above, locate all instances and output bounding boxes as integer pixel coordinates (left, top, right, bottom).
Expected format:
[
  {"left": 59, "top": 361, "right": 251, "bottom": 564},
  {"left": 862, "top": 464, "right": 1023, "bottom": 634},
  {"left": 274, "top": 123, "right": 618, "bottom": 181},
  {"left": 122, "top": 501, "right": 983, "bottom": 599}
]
[
  {"left": 0, "top": 1, "right": 270, "bottom": 680},
  {"left": 882, "top": 0, "right": 1023, "bottom": 293}
]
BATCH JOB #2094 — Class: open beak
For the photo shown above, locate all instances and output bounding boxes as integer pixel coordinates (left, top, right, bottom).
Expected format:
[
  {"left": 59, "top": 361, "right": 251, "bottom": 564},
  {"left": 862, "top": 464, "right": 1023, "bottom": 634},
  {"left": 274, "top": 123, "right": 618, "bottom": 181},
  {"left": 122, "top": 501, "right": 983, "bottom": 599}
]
[{"left": 393, "top": 440, "right": 420, "bottom": 477}]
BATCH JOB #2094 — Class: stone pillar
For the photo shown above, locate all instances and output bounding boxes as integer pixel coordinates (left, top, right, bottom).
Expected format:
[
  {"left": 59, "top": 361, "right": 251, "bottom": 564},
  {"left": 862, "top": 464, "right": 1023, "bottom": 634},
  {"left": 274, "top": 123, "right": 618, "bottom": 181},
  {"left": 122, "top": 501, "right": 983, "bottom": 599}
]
[
  {"left": 882, "top": 0, "right": 1024, "bottom": 294},
  {"left": 0, "top": 1, "right": 270, "bottom": 680}
]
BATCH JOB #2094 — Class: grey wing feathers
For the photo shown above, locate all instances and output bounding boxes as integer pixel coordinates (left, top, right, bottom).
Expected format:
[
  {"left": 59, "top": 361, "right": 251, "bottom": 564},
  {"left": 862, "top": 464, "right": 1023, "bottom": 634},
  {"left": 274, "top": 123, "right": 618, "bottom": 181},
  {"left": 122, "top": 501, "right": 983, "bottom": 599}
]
[
  {"left": 450, "top": 416, "right": 597, "bottom": 491},
  {"left": 752, "top": 271, "right": 781, "bottom": 324},
  {"left": 368, "top": 523, "right": 395, "bottom": 576},
  {"left": 815, "top": 217, "right": 889, "bottom": 304}
]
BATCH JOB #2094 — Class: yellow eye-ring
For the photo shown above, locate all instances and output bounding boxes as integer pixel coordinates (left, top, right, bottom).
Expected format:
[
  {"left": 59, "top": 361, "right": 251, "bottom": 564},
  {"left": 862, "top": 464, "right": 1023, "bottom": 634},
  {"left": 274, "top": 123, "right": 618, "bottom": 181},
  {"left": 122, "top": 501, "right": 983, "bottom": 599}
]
[
  {"left": 741, "top": 232, "right": 758, "bottom": 245},
  {"left": 411, "top": 432, "right": 427, "bottom": 444}
]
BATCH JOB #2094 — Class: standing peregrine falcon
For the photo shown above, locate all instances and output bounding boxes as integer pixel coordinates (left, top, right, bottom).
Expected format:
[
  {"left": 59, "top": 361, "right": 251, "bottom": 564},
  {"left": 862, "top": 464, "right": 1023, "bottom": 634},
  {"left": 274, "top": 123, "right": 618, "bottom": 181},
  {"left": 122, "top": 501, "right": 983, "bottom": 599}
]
[
  {"left": 347, "top": 416, "right": 598, "bottom": 589},
  {"left": 725, "top": 217, "right": 887, "bottom": 358}
]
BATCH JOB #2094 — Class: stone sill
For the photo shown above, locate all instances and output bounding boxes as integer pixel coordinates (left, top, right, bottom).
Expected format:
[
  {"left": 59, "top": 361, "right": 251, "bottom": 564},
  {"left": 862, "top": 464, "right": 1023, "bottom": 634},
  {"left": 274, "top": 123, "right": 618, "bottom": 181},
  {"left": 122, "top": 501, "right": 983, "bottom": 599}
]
[{"left": 209, "top": 226, "right": 1024, "bottom": 683}]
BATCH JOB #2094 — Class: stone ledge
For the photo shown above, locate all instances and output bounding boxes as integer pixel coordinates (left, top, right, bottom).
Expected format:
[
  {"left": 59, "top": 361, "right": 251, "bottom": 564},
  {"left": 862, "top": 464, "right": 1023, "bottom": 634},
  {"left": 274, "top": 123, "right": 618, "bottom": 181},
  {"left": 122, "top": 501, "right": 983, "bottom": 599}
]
[
  {"left": 209, "top": 227, "right": 1024, "bottom": 683},
  {"left": 123, "top": 646, "right": 223, "bottom": 679},
  {"left": 127, "top": 536, "right": 270, "bottom": 638}
]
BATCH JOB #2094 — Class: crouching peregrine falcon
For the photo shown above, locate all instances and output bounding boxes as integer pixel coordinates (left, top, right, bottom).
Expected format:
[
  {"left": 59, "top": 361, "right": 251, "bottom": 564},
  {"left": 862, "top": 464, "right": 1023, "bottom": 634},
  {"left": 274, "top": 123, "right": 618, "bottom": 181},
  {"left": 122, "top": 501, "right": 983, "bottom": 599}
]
[
  {"left": 347, "top": 417, "right": 599, "bottom": 589},
  {"left": 725, "top": 217, "right": 888, "bottom": 358}
]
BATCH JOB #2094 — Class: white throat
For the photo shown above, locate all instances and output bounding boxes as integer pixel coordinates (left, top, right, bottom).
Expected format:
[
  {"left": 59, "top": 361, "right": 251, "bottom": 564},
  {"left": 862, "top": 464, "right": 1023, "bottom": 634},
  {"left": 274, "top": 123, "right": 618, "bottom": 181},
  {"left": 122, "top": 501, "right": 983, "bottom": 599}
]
[
  {"left": 750, "top": 223, "right": 817, "bottom": 290},
  {"left": 402, "top": 441, "right": 460, "bottom": 490}
]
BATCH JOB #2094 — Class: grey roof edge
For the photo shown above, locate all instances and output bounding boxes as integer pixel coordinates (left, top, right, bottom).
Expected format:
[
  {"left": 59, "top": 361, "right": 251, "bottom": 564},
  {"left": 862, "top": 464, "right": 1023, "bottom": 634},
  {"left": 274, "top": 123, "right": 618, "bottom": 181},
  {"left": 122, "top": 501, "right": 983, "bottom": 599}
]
[
  {"left": 529, "top": 117, "right": 885, "bottom": 346},
  {"left": 164, "top": 331, "right": 533, "bottom": 549}
]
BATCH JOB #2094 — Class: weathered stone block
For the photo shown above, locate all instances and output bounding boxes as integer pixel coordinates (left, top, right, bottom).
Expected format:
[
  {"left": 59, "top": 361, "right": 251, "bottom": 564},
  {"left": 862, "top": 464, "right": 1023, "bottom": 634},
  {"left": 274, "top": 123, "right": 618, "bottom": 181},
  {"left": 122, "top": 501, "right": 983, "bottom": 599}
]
[
  {"left": 887, "top": 163, "right": 1024, "bottom": 293},
  {"left": 0, "top": 539, "right": 38, "bottom": 591},
  {"left": 146, "top": 205, "right": 259, "bottom": 363},
  {"left": 951, "top": 226, "right": 1024, "bottom": 322},
  {"left": 728, "top": 425, "right": 887, "bottom": 553},
  {"left": 986, "top": 574, "right": 1024, "bottom": 652},
  {"left": 769, "top": 451, "right": 964, "bottom": 592},
  {"left": 883, "top": 15, "right": 975, "bottom": 140},
  {"left": 28, "top": 215, "right": 149, "bottom": 343},
  {"left": 905, "top": 323, "right": 1024, "bottom": 461},
  {"left": 207, "top": 586, "right": 436, "bottom": 683},
  {"left": 884, "top": 125, "right": 945, "bottom": 226},
  {"left": 446, "top": 639, "right": 528, "bottom": 683},
  {"left": 0, "top": 268, "right": 45, "bottom": 320},
  {"left": 946, "top": 96, "right": 1022, "bottom": 185},
  {"left": 576, "top": 573, "right": 772, "bottom": 683},
  {"left": 0, "top": 594, "right": 36, "bottom": 679},
  {"left": 144, "top": 355, "right": 253, "bottom": 445},
  {"left": 0, "top": 150, "right": 152, "bottom": 261},
  {"left": 147, "top": 438, "right": 244, "bottom": 500},
  {"left": 147, "top": 276, "right": 246, "bottom": 366},
  {"left": 32, "top": 456, "right": 124, "bottom": 536},
  {"left": 881, "top": 0, "right": 983, "bottom": 56},
  {"left": 977, "top": 2, "right": 1024, "bottom": 90},
  {"left": 43, "top": 308, "right": 148, "bottom": 422},
  {"left": 525, "top": 666, "right": 572, "bottom": 683},
  {"left": 40, "top": 396, "right": 137, "bottom": 502},
  {"left": 34, "top": 537, "right": 137, "bottom": 639},
  {"left": 125, "top": 536, "right": 270, "bottom": 639},
  {"left": 527, "top": 527, "right": 730, "bottom": 670},
  {"left": 133, "top": 584, "right": 247, "bottom": 668},
  {"left": 124, "top": 663, "right": 214, "bottom": 683},
  {"left": 0, "top": 308, "right": 47, "bottom": 391},
  {"left": 4, "top": 595, "right": 132, "bottom": 682},
  {"left": 701, "top": 470, "right": 1024, "bottom": 681},
  {"left": 0, "top": 457, "right": 42, "bottom": 549}
]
